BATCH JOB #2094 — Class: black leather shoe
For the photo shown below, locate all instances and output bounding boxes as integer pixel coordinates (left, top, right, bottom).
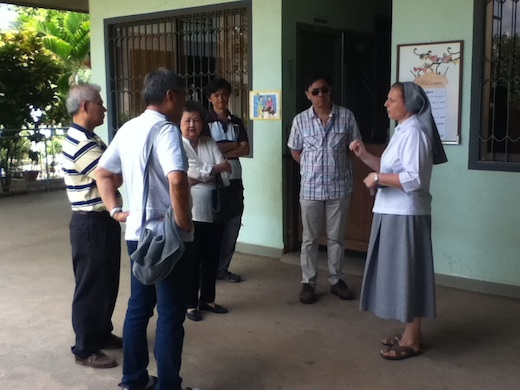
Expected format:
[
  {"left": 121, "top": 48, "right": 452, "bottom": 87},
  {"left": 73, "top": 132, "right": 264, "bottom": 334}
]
[
  {"left": 104, "top": 333, "right": 123, "bottom": 349},
  {"left": 216, "top": 271, "right": 242, "bottom": 283},
  {"left": 199, "top": 302, "right": 228, "bottom": 314},
  {"left": 299, "top": 283, "right": 316, "bottom": 304},
  {"left": 330, "top": 279, "right": 356, "bottom": 300},
  {"left": 118, "top": 375, "right": 158, "bottom": 389},
  {"left": 186, "top": 309, "right": 202, "bottom": 321},
  {"left": 75, "top": 350, "right": 117, "bottom": 369}
]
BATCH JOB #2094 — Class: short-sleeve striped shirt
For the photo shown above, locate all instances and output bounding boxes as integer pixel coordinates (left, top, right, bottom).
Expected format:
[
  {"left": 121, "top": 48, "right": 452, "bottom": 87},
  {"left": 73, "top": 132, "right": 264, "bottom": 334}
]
[
  {"left": 207, "top": 108, "right": 248, "bottom": 180},
  {"left": 287, "top": 104, "right": 361, "bottom": 200},
  {"left": 62, "top": 123, "right": 120, "bottom": 212}
]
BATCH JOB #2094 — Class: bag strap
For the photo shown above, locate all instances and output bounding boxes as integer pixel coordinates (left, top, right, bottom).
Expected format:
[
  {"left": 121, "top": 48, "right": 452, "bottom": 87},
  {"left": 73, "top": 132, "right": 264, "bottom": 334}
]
[
  {"left": 214, "top": 172, "right": 224, "bottom": 189},
  {"left": 140, "top": 120, "right": 172, "bottom": 228}
]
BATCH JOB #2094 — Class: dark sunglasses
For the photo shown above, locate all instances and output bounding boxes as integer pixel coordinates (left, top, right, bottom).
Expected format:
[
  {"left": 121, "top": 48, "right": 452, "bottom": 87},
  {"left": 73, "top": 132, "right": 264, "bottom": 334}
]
[{"left": 310, "top": 86, "right": 330, "bottom": 96}]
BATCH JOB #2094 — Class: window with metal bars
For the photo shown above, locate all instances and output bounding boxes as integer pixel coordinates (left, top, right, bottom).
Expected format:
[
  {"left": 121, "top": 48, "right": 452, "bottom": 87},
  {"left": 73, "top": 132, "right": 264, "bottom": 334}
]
[
  {"left": 104, "top": 4, "right": 249, "bottom": 137},
  {"left": 470, "top": 0, "right": 520, "bottom": 170}
]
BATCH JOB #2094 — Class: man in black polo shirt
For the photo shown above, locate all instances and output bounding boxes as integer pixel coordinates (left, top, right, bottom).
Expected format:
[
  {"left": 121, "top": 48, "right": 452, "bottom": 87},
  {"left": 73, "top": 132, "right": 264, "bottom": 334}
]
[{"left": 206, "top": 78, "right": 249, "bottom": 283}]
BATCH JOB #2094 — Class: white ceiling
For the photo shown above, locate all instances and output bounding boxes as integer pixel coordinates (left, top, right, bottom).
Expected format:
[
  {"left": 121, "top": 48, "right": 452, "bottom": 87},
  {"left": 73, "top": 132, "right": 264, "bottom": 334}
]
[{"left": 2, "top": 0, "right": 88, "bottom": 13}]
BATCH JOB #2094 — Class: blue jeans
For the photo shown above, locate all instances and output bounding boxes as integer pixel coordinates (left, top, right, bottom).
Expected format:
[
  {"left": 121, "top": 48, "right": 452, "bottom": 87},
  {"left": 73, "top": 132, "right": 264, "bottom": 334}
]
[{"left": 122, "top": 240, "right": 188, "bottom": 390}]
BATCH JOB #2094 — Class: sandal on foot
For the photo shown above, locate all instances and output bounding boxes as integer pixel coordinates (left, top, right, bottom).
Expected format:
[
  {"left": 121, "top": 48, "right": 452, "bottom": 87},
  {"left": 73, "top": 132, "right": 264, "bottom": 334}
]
[
  {"left": 381, "top": 334, "right": 402, "bottom": 346},
  {"left": 380, "top": 344, "right": 421, "bottom": 361},
  {"left": 381, "top": 334, "right": 424, "bottom": 348}
]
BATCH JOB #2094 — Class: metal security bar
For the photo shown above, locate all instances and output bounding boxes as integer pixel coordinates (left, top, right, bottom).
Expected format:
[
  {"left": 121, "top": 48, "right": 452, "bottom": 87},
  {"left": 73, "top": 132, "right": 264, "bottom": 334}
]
[
  {"left": 480, "top": 0, "right": 520, "bottom": 162},
  {"left": 106, "top": 6, "right": 249, "bottom": 135},
  {"left": 0, "top": 127, "right": 67, "bottom": 194}
]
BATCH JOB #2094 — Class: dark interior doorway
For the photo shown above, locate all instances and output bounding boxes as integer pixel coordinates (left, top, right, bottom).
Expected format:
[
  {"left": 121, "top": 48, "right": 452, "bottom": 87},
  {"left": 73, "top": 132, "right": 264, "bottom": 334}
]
[{"left": 284, "top": 17, "right": 391, "bottom": 253}]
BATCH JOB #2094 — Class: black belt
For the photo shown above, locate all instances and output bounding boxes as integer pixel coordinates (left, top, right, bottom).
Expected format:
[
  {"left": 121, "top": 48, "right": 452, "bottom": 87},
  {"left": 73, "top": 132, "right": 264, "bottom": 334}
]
[{"left": 73, "top": 210, "right": 109, "bottom": 217}]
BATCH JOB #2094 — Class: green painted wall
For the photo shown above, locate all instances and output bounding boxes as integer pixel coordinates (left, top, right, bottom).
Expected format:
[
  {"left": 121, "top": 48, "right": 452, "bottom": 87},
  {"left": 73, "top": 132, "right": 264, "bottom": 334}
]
[
  {"left": 88, "top": 0, "right": 520, "bottom": 287},
  {"left": 246, "top": 1, "right": 284, "bottom": 251},
  {"left": 394, "top": 0, "right": 520, "bottom": 286},
  {"left": 89, "top": 0, "right": 285, "bottom": 253}
]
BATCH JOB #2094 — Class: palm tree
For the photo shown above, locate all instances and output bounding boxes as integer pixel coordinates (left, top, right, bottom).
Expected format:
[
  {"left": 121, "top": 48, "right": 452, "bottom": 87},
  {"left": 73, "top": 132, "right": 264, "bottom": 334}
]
[
  {"left": 18, "top": 9, "right": 91, "bottom": 93},
  {"left": 33, "top": 12, "right": 91, "bottom": 91}
]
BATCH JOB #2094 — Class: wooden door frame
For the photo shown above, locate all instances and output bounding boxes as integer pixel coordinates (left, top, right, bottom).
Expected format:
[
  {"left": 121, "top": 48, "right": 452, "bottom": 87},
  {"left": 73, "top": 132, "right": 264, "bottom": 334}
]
[
  {"left": 283, "top": 24, "right": 345, "bottom": 253},
  {"left": 283, "top": 18, "right": 391, "bottom": 254}
]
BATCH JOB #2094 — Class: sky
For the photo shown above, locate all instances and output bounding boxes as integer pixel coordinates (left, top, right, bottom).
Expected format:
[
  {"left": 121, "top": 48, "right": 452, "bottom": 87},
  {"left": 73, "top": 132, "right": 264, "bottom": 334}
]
[{"left": 0, "top": 3, "right": 17, "bottom": 31}]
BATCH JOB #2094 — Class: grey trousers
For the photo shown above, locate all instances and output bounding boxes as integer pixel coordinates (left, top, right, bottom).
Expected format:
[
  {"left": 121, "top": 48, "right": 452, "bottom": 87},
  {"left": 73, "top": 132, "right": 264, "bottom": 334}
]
[{"left": 300, "top": 197, "right": 350, "bottom": 287}]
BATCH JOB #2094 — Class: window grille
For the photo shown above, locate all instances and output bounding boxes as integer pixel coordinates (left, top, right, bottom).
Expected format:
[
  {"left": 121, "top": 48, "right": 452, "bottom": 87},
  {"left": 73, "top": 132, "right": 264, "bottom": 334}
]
[
  {"left": 472, "top": 0, "right": 520, "bottom": 169},
  {"left": 105, "top": 5, "right": 249, "bottom": 135}
]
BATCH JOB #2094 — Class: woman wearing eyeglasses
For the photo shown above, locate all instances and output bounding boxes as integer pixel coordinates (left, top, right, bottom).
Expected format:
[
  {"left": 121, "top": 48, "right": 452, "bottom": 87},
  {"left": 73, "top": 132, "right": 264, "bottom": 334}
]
[
  {"left": 349, "top": 82, "right": 447, "bottom": 360},
  {"left": 180, "top": 100, "right": 232, "bottom": 322},
  {"left": 287, "top": 74, "right": 361, "bottom": 305}
]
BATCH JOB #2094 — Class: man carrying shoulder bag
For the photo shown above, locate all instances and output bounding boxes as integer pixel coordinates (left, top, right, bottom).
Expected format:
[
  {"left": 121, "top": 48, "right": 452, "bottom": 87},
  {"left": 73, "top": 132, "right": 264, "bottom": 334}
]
[{"left": 95, "top": 68, "right": 200, "bottom": 390}]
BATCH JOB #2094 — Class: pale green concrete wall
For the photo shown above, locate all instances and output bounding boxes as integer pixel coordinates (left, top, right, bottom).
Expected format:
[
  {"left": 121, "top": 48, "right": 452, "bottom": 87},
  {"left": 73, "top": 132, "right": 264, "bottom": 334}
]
[
  {"left": 89, "top": 0, "right": 285, "bottom": 253},
  {"left": 246, "top": 0, "right": 284, "bottom": 251},
  {"left": 394, "top": 0, "right": 520, "bottom": 286},
  {"left": 89, "top": 0, "right": 520, "bottom": 286}
]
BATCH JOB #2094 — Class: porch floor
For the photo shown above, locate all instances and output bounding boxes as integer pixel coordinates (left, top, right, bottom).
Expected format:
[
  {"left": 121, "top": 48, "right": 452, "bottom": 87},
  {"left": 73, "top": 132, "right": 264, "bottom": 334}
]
[{"left": 0, "top": 190, "right": 519, "bottom": 389}]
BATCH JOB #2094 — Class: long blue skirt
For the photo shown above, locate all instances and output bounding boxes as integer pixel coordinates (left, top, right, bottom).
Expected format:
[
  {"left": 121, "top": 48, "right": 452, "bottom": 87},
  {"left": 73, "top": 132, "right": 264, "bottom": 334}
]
[{"left": 359, "top": 213, "right": 436, "bottom": 323}]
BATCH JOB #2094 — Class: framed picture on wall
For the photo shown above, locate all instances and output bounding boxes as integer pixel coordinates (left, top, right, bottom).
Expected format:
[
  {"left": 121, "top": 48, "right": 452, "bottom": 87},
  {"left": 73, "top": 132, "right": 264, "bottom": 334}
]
[
  {"left": 397, "top": 40, "right": 463, "bottom": 144},
  {"left": 249, "top": 90, "right": 281, "bottom": 120}
]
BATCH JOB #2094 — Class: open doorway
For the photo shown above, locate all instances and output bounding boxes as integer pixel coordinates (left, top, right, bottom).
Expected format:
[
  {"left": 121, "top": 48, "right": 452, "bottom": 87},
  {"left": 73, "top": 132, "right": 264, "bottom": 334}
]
[{"left": 284, "top": 15, "right": 391, "bottom": 253}]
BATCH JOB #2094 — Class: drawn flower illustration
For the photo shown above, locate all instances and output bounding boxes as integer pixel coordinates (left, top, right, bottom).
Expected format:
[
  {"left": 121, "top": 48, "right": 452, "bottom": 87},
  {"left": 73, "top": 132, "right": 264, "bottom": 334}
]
[{"left": 410, "top": 47, "right": 460, "bottom": 77}]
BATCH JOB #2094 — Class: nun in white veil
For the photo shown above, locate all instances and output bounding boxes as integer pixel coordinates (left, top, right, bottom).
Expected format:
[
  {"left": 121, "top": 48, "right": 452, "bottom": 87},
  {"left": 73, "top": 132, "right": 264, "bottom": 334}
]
[{"left": 349, "top": 81, "right": 447, "bottom": 360}]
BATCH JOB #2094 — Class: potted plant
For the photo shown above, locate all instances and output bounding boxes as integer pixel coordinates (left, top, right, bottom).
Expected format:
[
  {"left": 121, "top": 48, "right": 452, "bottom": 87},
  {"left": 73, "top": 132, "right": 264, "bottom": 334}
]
[
  {"left": 24, "top": 149, "right": 40, "bottom": 181},
  {"left": 0, "top": 133, "right": 28, "bottom": 191},
  {"left": 47, "top": 135, "right": 64, "bottom": 175}
]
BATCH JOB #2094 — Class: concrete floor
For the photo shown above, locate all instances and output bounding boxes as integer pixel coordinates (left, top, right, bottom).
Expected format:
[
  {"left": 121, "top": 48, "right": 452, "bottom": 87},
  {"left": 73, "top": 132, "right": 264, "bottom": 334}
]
[{"left": 1, "top": 190, "right": 520, "bottom": 390}]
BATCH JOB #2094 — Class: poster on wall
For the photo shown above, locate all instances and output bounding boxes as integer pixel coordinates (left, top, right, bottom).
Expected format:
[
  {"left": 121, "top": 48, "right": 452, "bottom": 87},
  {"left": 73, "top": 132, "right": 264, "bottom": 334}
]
[
  {"left": 397, "top": 40, "right": 463, "bottom": 144},
  {"left": 249, "top": 91, "right": 281, "bottom": 120}
]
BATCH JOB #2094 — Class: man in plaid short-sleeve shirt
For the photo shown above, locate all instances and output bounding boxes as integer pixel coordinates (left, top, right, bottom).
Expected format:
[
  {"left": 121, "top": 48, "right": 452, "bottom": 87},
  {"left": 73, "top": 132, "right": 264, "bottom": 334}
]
[{"left": 287, "top": 74, "right": 361, "bottom": 304}]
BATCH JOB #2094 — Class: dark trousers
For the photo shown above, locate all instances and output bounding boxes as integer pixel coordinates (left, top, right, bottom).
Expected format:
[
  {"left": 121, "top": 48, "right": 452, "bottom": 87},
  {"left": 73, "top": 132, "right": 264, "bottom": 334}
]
[
  {"left": 122, "top": 240, "right": 189, "bottom": 390},
  {"left": 217, "top": 179, "right": 244, "bottom": 275},
  {"left": 185, "top": 221, "right": 224, "bottom": 308},
  {"left": 70, "top": 211, "right": 121, "bottom": 358}
]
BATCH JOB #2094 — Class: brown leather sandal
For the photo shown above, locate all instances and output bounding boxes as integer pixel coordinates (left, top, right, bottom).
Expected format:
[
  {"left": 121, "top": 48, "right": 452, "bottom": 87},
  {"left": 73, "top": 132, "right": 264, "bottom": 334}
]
[
  {"left": 381, "top": 334, "right": 402, "bottom": 346},
  {"left": 380, "top": 344, "right": 421, "bottom": 360}
]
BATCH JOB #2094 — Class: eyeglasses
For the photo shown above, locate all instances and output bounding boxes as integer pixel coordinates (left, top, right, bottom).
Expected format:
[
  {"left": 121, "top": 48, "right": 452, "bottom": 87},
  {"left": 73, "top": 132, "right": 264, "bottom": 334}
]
[
  {"left": 310, "top": 86, "right": 330, "bottom": 96},
  {"left": 87, "top": 100, "right": 104, "bottom": 107}
]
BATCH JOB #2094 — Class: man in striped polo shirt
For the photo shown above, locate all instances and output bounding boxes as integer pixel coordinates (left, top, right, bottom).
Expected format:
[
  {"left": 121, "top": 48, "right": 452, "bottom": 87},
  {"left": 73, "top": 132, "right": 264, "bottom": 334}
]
[
  {"left": 62, "top": 84, "right": 123, "bottom": 369},
  {"left": 288, "top": 74, "right": 361, "bottom": 304}
]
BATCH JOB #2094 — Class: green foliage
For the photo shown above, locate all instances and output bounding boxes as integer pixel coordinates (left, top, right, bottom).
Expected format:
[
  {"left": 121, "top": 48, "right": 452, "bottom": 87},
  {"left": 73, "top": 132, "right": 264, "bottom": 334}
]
[
  {"left": 28, "top": 149, "right": 39, "bottom": 165},
  {"left": 0, "top": 7, "right": 91, "bottom": 188},
  {"left": 0, "top": 134, "right": 31, "bottom": 179},
  {"left": 493, "top": 33, "right": 520, "bottom": 106},
  {"left": 0, "top": 30, "right": 65, "bottom": 182},
  {"left": 17, "top": 7, "right": 91, "bottom": 91},
  {"left": 0, "top": 30, "right": 64, "bottom": 128},
  {"left": 47, "top": 136, "right": 64, "bottom": 157}
]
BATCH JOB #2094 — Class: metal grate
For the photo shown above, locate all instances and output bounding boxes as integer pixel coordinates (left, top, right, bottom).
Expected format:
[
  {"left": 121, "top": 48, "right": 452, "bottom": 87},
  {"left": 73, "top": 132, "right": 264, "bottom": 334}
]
[
  {"left": 106, "top": 6, "right": 249, "bottom": 134},
  {"left": 479, "top": 0, "right": 520, "bottom": 162}
]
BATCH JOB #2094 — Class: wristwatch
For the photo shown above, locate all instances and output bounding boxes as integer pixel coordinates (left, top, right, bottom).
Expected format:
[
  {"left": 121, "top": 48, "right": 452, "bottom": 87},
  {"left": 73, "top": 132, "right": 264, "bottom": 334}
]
[
  {"left": 373, "top": 173, "right": 379, "bottom": 185},
  {"left": 110, "top": 207, "right": 123, "bottom": 218}
]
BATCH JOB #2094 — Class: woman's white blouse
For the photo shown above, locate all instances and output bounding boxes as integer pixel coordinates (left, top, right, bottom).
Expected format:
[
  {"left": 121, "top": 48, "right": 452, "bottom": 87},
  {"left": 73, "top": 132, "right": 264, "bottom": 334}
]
[
  {"left": 373, "top": 115, "right": 434, "bottom": 216},
  {"left": 182, "top": 136, "right": 227, "bottom": 223}
]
